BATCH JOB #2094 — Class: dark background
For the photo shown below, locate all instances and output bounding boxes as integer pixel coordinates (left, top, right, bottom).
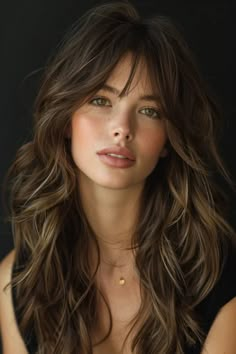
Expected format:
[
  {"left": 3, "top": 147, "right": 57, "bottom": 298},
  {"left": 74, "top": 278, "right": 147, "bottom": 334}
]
[
  {"left": 0, "top": 0, "right": 235, "bottom": 352},
  {"left": 1, "top": 0, "right": 235, "bottom": 256}
]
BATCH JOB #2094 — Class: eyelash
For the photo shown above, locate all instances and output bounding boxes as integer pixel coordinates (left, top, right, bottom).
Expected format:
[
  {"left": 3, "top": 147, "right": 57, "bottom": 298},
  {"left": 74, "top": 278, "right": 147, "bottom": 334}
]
[{"left": 88, "top": 96, "right": 162, "bottom": 119}]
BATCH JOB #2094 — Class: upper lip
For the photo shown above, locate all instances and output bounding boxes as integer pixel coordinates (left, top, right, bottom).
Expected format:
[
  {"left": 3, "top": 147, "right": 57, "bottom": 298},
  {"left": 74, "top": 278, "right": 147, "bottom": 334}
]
[{"left": 97, "top": 146, "right": 136, "bottom": 161}]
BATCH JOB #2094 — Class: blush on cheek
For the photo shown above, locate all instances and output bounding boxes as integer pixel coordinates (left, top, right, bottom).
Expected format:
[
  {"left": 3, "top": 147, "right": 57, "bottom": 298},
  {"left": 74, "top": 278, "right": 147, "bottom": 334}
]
[
  {"left": 143, "top": 140, "right": 166, "bottom": 159},
  {"left": 72, "top": 113, "right": 103, "bottom": 138}
]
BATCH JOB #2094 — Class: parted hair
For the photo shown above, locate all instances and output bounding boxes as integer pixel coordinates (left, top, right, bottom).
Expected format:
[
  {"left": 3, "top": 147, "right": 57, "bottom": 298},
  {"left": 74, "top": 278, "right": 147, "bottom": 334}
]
[{"left": 4, "top": 1, "right": 236, "bottom": 353}]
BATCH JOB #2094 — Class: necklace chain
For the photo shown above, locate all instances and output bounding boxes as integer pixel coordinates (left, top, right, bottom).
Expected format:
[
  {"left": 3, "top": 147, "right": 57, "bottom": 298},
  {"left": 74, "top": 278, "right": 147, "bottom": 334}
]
[{"left": 100, "top": 257, "right": 132, "bottom": 286}]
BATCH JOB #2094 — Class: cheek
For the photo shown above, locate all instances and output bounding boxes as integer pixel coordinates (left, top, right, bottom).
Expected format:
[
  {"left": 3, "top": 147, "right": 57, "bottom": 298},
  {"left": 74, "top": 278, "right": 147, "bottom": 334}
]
[
  {"left": 70, "top": 116, "right": 95, "bottom": 168},
  {"left": 71, "top": 114, "right": 99, "bottom": 147},
  {"left": 139, "top": 128, "right": 167, "bottom": 159}
]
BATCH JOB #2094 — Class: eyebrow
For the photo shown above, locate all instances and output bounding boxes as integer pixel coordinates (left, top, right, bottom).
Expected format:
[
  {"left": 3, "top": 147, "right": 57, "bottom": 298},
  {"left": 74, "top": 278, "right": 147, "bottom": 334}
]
[{"left": 100, "top": 84, "right": 161, "bottom": 103}]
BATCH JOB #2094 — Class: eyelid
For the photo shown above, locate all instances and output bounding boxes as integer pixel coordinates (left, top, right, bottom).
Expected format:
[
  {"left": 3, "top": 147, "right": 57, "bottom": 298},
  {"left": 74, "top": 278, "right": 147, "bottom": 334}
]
[
  {"left": 89, "top": 96, "right": 111, "bottom": 105},
  {"left": 140, "top": 107, "right": 162, "bottom": 118},
  {"left": 89, "top": 96, "right": 162, "bottom": 117}
]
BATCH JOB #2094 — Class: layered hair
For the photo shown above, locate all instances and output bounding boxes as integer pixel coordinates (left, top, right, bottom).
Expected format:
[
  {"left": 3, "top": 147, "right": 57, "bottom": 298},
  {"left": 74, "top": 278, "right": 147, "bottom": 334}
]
[{"left": 4, "top": 1, "right": 236, "bottom": 353}]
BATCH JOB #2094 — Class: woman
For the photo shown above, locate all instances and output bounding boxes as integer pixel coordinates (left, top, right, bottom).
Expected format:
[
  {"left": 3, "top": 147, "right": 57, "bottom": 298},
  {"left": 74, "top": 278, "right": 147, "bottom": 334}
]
[{"left": 0, "top": 1, "right": 236, "bottom": 353}]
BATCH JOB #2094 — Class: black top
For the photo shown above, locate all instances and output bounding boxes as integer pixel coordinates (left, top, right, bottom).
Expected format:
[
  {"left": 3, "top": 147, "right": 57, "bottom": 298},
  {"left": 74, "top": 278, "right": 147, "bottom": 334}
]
[{"left": 11, "top": 242, "right": 236, "bottom": 354}]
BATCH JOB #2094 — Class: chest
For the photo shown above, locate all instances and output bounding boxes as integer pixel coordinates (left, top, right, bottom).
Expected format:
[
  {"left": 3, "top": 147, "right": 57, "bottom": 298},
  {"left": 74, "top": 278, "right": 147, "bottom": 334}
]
[{"left": 91, "top": 276, "right": 142, "bottom": 354}]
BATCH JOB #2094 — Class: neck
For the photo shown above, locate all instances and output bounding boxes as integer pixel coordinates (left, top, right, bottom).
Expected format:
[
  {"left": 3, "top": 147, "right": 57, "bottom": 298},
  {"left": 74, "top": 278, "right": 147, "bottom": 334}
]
[{"left": 78, "top": 173, "right": 143, "bottom": 267}]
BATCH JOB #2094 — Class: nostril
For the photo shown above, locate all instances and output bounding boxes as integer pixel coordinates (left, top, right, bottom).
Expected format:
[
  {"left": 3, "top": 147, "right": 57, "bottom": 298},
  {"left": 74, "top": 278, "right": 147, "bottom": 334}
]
[{"left": 113, "top": 129, "right": 133, "bottom": 141}]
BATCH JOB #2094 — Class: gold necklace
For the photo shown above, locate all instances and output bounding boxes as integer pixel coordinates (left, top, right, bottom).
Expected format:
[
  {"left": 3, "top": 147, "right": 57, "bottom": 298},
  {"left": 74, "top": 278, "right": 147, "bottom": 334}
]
[
  {"left": 119, "top": 276, "right": 126, "bottom": 285},
  {"left": 100, "top": 258, "right": 131, "bottom": 286}
]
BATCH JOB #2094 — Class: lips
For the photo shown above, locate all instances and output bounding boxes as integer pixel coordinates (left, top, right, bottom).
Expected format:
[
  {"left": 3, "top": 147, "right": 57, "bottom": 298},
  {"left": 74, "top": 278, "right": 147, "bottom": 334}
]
[{"left": 96, "top": 146, "right": 136, "bottom": 161}]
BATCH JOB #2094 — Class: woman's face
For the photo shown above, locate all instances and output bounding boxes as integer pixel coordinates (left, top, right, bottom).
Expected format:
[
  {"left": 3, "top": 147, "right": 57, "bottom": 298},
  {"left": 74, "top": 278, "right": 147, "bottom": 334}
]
[{"left": 70, "top": 53, "right": 168, "bottom": 191}]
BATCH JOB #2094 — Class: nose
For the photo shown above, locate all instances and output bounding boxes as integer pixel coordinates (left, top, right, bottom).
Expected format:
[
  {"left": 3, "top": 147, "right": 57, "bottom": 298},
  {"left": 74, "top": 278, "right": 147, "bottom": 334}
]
[{"left": 110, "top": 110, "right": 134, "bottom": 142}]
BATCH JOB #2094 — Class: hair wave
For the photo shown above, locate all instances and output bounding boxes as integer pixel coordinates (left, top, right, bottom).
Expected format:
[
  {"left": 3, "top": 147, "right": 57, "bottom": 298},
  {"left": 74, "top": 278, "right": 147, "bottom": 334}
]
[{"left": 3, "top": 1, "right": 236, "bottom": 353}]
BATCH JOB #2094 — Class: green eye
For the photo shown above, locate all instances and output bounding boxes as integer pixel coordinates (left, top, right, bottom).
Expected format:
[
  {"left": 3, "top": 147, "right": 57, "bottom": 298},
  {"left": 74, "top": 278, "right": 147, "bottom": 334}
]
[
  {"left": 89, "top": 97, "right": 110, "bottom": 106},
  {"left": 141, "top": 107, "right": 162, "bottom": 119}
]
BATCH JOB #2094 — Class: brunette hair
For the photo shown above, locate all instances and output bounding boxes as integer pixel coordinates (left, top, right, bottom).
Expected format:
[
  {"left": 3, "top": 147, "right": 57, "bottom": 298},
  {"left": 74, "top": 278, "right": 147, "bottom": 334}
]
[{"left": 4, "top": 1, "right": 236, "bottom": 353}]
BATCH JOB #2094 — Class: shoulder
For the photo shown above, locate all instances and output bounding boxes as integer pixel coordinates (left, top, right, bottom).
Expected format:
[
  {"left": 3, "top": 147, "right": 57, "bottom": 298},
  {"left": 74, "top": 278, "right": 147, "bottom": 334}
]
[
  {"left": 0, "top": 249, "right": 28, "bottom": 354},
  {"left": 0, "top": 249, "right": 15, "bottom": 284},
  {"left": 197, "top": 241, "right": 236, "bottom": 318},
  {"left": 201, "top": 296, "right": 236, "bottom": 353},
  {"left": 198, "top": 240, "right": 236, "bottom": 353}
]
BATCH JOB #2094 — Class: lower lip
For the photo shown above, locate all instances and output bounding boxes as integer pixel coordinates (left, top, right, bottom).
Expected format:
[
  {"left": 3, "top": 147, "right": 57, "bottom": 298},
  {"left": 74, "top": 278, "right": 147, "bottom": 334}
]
[{"left": 97, "top": 154, "right": 135, "bottom": 168}]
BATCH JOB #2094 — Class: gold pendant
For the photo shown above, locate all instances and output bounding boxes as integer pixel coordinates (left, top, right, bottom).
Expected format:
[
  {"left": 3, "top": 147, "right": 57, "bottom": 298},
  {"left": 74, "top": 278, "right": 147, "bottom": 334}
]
[{"left": 119, "top": 277, "right": 125, "bottom": 285}]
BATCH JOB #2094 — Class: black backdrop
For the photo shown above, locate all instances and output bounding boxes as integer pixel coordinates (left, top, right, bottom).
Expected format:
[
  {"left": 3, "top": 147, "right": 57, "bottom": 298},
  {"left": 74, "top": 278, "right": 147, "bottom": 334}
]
[
  {"left": 1, "top": 0, "right": 236, "bottom": 256},
  {"left": 0, "top": 0, "right": 235, "bottom": 352},
  {"left": 1, "top": 1, "right": 236, "bottom": 265},
  {"left": 1, "top": 0, "right": 236, "bottom": 258}
]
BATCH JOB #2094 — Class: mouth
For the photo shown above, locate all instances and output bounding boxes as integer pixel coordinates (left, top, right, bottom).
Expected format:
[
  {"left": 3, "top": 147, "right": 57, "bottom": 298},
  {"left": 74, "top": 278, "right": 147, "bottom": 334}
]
[
  {"left": 96, "top": 146, "right": 136, "bottom": 161},
  {"left": 106, "top": 153, "right": 129, "bottom": 159},
  {"left": 97, "top": 153, "right": 135, "bottom": 169}
]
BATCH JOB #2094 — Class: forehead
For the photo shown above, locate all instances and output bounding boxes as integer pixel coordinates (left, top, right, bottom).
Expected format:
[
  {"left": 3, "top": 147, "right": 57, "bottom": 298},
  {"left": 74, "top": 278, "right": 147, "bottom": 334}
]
[{"left": 106, "top": 52, "right": 153, "bottom": 95}]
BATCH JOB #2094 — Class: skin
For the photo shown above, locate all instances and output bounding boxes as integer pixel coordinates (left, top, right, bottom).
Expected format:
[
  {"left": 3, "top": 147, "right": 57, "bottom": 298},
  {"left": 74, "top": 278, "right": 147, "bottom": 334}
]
[
  {"left": 0, "top": 53, "right": 236, "bottom": 354},
  {"left": 67, "top": 53, "right": 236, "bottom": 353},
  {"left": 69, "top": 52, "right": 169, "bottom": 350},
  {"left": 0, "top": 251, "right": 235, "bottom": 354},
  {"left": 69, "top": 52, "right": 168, "bottom": 275}
]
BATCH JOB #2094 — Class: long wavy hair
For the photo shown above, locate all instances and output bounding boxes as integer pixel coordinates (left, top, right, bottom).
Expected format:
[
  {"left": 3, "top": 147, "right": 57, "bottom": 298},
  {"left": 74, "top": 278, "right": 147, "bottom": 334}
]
[{"left": 3, "top": 1, "right": 236, "bottom": 353}]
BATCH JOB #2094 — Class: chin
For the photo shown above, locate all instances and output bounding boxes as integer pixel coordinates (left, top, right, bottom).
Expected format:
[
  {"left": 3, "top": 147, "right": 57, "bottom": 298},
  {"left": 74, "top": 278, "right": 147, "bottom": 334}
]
[
  {"left": 78, "top": 168, "right": 147, "bottom": 191},
  {"left": 94, "top": 178, "right": 138, "bottom": 190}
]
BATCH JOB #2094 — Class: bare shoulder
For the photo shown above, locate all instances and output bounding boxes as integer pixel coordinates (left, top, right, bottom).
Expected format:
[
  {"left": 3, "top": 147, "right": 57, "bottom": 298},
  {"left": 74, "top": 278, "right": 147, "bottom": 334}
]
[
  {"left": 0, "top": 249, "right": 16, "bottom": 300},
  {"left": 201, "top": 296, "right": 236, "bottom": 354},
  {"left": 0, "top": 249, "right": 28, "bottom": 354},
  {"left": 0, "top": 249, "right": 15, "bottom": 284}
]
